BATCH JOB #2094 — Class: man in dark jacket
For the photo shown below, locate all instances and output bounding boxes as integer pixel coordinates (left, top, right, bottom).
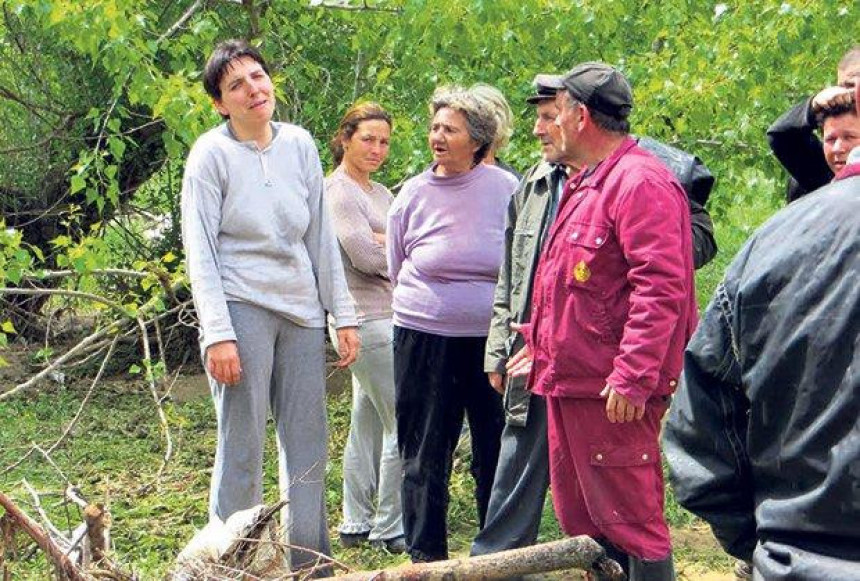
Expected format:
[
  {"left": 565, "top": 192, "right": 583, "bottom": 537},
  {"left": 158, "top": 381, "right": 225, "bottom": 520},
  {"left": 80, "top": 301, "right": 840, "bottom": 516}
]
[
  {"left": 663, "top": 144, "right": 860, "bottom": 578},
  {"left": 766, "top": 46, "right": 859, "bottom": 202}
]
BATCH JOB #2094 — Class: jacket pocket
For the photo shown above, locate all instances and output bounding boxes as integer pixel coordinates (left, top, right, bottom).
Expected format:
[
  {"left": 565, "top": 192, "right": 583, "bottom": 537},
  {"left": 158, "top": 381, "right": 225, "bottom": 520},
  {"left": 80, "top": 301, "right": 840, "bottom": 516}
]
[
  {"left": 582, "top": 443, "right": 662, "bottom": 525},
  {"left": 562, "top": 223, "right": 618, "bottom": 344}
]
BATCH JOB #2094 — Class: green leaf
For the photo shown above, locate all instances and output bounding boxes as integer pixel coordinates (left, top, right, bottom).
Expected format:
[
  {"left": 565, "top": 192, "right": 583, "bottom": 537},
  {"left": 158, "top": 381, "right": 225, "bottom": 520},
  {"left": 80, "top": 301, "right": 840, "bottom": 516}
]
[
  {"left": 128, "top": 364, "right": 142, "bottom": 375},
  {"left": 70, "top": 175, "right": 86, "bottom": 194},
  {"left": 1, "top": 321, "right": 16, "bottom": 334}
]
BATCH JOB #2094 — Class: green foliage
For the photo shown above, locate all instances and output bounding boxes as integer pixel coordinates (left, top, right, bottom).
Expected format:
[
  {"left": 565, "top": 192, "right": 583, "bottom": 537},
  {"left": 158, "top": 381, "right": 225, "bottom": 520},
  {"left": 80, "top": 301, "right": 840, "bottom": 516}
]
[{"left": 0, "top": 1, "right": 857, "bottom": 574}]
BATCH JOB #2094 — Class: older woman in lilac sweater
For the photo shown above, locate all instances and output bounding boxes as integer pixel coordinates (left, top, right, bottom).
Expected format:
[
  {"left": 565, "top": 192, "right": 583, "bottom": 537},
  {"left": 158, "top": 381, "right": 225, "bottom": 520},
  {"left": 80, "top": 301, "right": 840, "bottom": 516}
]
[{"left": 387, "top": 87, "right": 518, "bottom": 563}]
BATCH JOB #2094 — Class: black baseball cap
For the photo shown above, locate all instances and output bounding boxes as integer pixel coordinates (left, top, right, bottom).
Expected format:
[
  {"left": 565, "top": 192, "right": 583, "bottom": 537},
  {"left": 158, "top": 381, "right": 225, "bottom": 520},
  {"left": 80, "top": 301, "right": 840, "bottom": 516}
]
[
  {"left": 560, "top": 62, "right": 633, "bottom": 118},
  {"left": 526, "top": 73, "right": 564, "bottom": 104}
]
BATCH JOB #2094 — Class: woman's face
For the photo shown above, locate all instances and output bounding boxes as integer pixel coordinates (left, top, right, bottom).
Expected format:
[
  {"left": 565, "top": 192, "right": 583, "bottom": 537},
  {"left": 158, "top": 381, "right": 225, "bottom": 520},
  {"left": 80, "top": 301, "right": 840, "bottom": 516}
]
[
  {"left": 428, "top": 107, "right": 479, "bottom": 175},
  {"left": 342, "top": 119, "right": 391, "bottom": 175},
  {"left": 214, "top": 56, "right": 275, "bottom": 128}
]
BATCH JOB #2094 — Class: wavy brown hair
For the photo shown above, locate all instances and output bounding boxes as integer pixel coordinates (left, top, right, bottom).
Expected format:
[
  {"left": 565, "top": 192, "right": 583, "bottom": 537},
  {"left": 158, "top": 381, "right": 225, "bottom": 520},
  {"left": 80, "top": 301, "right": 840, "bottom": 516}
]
[{"left": 329, "top": 102, "right": 392, "bottom": 166}]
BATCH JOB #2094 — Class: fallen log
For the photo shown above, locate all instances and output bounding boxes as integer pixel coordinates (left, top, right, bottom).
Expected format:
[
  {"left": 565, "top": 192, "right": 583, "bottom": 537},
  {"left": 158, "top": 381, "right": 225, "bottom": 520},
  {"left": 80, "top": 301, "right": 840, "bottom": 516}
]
[
  {"left": 0, "top": 490, "right": 93, "bottom": 581},
  {"left": 329, "top": 536, "right": 625, "bottom": 581}
]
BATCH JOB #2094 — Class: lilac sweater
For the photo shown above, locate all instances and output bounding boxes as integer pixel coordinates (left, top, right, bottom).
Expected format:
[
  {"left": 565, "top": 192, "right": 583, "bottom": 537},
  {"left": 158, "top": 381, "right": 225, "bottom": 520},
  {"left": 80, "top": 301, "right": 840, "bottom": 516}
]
[{"left": 387, "top": 164, "right": 518, "bottom": 336}]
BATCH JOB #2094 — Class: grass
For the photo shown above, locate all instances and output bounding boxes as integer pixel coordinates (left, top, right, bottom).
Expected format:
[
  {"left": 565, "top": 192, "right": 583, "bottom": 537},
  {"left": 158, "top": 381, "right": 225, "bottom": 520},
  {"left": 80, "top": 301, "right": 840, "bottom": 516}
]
[{"left": 0, "top": 376, "right": 731, "bottom": 580}]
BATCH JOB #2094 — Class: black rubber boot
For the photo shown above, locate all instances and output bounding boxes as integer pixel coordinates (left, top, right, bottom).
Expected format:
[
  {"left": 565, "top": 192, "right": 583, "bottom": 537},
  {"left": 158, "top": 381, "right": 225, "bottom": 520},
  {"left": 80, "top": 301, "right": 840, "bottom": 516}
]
[
  {"left": 628, "top": 554, "right": 676, "bottom": 581},
  {"left": 595, "top": 538, "right": 630, "bottom": 577}
]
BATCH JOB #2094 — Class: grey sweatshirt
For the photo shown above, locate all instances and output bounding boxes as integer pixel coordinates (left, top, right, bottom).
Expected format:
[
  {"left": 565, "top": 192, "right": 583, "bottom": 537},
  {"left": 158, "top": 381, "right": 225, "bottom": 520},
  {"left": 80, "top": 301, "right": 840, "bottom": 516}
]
[{"left": 181, "top": 122, "right": 357, "bottom": 352}]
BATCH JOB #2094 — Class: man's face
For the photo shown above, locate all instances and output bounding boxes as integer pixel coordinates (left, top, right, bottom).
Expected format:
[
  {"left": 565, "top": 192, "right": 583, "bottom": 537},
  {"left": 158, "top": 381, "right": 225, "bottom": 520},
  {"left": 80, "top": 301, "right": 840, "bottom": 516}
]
[
  {"left": 822, "top": 112, "right": 860, "bottom": 173},
  {"left": 837, "top": 62, "right": 860, "bottom": 88},
  {"left": 533, "top": 99, "right": 563, "bottom": 163},
  {"left": 554, "top": 91, "right": 584, "bottom": 159}
]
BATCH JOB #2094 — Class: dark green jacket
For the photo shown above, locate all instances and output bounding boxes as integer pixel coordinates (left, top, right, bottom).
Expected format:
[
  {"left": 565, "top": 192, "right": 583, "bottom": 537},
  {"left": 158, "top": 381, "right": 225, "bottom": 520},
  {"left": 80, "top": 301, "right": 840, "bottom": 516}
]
[{"left": 484, "top": 161, "right": 565, "bottom": 426}]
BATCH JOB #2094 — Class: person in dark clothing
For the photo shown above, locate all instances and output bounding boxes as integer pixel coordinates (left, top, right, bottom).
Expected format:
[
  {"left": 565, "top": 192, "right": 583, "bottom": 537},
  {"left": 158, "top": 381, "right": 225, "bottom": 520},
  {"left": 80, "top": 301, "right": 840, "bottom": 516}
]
[
  {"left": 663, "top": 136, "right": 860, "bottom": 579},
  {"left": 766, "top": 46, "right": 860, "bottom": 202}
]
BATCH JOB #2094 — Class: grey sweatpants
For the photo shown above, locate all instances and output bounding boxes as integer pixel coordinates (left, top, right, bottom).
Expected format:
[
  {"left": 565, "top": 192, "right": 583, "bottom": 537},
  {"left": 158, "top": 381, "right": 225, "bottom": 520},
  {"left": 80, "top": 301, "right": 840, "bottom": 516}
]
[
  {"left": 329, "top": 318, "right": 403, "bottom": 541},
  {"left": 471, "top": 393, "right": 550, "bottom": 556},
  {"left": 208, "top": 301, "right": 330, "bottom": 571}
]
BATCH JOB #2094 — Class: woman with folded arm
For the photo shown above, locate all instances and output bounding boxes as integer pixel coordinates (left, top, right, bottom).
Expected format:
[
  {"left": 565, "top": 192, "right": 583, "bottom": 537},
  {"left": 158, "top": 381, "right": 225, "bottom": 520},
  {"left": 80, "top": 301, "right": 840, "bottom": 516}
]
[{"left": 325, "top": 102, "right": 405, "bottom": 554}]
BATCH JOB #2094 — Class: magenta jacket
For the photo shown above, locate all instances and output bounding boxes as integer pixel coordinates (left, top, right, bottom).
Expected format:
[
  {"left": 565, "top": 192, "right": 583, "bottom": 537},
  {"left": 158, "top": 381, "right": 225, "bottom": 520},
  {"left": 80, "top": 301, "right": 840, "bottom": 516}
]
[{"left": 526, "top": 137, "right": 697, "bottom": 407}]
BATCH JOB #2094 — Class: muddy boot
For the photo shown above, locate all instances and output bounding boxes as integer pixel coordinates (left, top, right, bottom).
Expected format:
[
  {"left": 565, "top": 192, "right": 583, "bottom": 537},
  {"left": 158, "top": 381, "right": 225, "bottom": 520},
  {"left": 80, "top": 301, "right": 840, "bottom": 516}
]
[
  {"left": 595, "top": 538, "right": 630, "bottom": 577},
  {"left": 628, "top": 554, "right": 675, "bottom": 581}
]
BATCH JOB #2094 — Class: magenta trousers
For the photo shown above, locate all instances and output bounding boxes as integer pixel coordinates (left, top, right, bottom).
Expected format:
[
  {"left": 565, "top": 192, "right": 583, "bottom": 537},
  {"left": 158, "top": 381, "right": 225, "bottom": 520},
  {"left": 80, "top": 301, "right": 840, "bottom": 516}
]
[{"left": 546, "top": 395, "right": 671, "bottom": 560}]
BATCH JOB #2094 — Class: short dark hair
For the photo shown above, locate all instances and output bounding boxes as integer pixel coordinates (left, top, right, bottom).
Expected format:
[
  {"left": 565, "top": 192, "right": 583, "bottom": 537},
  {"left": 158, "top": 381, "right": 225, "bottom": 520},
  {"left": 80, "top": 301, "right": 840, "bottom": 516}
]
[
  {"left": 330, "top": 102, "right": 393, "bottom": 166},
  {"left": 817, "top": 100, "right": 858, "bottom": 128},
  {"left": 203, "top": 39, "right": 269, "bottom": 102},
  {"left": 564, "top": 90, "right": 630, "bottom": 134}
]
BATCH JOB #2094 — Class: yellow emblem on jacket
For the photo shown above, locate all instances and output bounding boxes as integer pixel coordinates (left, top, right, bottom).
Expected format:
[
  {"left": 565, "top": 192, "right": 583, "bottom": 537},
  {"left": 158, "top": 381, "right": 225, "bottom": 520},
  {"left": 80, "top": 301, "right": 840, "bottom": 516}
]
[{"left": 573, "top": 260, "right": 591, "bottom": 283}]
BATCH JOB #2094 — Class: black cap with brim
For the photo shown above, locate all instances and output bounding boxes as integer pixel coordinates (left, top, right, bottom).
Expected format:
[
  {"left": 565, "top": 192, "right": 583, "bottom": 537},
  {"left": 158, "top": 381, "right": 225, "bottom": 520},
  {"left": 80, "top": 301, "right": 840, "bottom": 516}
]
[
  {"left": 526, "top": 73, "right": 563, "bottom": 104},
  {"left": 560, "top": 62, "right": 633, "bottom": 118}
]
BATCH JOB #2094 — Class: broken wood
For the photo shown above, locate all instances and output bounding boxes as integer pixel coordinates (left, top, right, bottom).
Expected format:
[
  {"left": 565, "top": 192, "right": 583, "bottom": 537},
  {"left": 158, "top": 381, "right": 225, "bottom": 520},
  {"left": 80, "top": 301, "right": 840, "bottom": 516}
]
[
  {"left": 329, "top": 536, "right": 625, "bottom": 580},
  {"left": 0, "top": 490, "right": 93, "bottom": 581}
]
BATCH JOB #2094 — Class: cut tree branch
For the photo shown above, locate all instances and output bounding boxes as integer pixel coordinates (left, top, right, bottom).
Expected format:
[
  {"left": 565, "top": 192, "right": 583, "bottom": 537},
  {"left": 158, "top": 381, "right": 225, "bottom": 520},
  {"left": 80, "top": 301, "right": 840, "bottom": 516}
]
[
  {"left": 0, "top": 288, "right": 130, "bottom": 317},
  {"left": 0, "top": 490, "right": 94, "bottom": 581},
  {"left": 136, "top": 318, "right": 173, "bottom": 485},
  {"left": 1, "top": 337, "right": 120, "bottom": 477},
  {"left": 329, "top": 536, "right": 624, "bottom": 580}
]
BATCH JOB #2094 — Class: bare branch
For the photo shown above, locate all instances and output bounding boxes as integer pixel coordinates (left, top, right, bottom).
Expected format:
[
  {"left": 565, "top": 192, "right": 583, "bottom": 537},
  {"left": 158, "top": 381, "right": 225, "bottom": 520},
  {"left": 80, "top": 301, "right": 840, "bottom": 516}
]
[
  {"left": 1, "top": 337, "right": 120, "bottom": 477},
  {"left": 0, "top": 288, "right": 130, "bottom": 316},
  {"left": 308, "top": 0, "right": 402, "bottom": 14},
  {"left": 157, "top": 0, "right": 206, "bottom": 44},
  {"left": 1, "top": 320, "right": 126, "bottom": 402},
  {"left": 0, "top": 84, "right": 67, "bottom": 120},
  {"left": 136, "top": 318, "right": 173, "bottom": 485},
  {"left": 24, "top": 269, "right": 150, "bottom": 281}
]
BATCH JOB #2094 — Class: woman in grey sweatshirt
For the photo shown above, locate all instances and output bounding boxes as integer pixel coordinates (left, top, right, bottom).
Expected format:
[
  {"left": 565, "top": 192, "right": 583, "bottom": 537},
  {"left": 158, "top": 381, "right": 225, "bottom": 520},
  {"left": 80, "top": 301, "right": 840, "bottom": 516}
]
[{"left": 180, "top": 40, "right": 358, "bottom": 574}]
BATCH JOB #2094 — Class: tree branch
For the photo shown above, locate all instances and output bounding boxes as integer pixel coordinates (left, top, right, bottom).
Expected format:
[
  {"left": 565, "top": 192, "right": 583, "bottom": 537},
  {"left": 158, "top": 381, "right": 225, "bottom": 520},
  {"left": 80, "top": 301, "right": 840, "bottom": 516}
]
[
  {"left": 1, "top": 337, "right": 120, "bottom": 477},
  {"left": 0, "top": 288, "right": 130, "bottom": 316},
  {"left": 308, "top": 0, "right": 403, "bottom": 14},
  {"left": 0, "top": 490, "right": 94, "bottom": 581},
  {"left": 156, "top": 0, "right": 207, "bottom": 44}
]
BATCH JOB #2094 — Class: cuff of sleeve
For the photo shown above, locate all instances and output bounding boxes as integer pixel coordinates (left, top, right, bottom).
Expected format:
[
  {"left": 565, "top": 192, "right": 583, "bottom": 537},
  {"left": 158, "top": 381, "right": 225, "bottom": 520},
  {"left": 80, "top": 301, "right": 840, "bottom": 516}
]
[
  {"left": 201, "top": 330, "right": 237, "bottom": 354},
  {"left": 484, "top": 358, "right": 507, "bottom": 374},
  {"left": 804, "top": 96, "right": 816, "bottom": 124},
  {"left": 519, "top": 322, "right": 534, "bottom": 349},
  {"left": 606, "top": 371, "right": 652, "bottom": 408},
  {"left": 332, "top": 317, "right": 359, "bottom": 329}
]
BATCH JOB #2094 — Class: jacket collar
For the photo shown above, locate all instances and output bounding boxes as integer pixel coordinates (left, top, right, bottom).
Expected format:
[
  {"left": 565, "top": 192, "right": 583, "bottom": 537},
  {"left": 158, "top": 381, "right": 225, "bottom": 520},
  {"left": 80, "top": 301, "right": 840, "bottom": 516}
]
[
  {"left": 528, "top": 160, "right": 568, "bottom": 184},
  {"left": 575, "top": 136, "right": 637, "bottom": 190}
]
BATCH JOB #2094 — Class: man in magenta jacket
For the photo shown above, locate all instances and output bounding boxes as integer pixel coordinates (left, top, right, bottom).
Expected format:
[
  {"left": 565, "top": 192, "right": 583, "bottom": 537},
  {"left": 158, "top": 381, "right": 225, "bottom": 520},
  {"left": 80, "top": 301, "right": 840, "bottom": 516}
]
[{"left": 509, "top": 62, "right": 697, "bottom": 581}]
